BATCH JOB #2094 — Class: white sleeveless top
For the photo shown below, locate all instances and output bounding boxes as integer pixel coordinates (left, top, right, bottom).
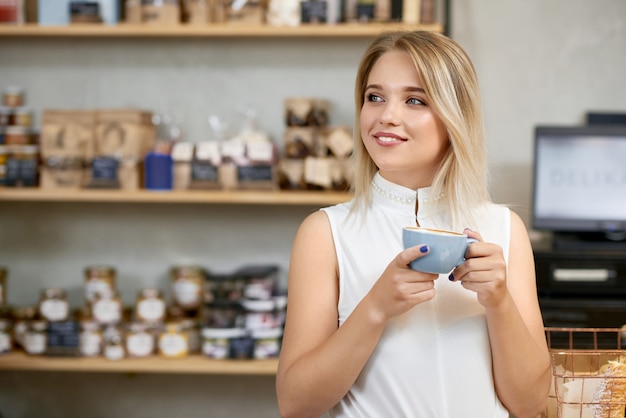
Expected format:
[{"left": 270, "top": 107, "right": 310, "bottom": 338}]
[{"left": 322, "top": 173, "right": 511, "bottom": 418}]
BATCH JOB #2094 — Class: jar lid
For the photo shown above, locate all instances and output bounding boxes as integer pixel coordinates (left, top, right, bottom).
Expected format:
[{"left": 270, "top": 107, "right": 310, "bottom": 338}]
[
  {"left": 251, "top": 327, "right": 283, "bottom": 339},
  {"left": 171, "top": 266, "right": 206, "bottom": 278},
  {"left": 3, "top": 86, "right": 24, "bottom": 94},
  {"left": 202, "top": 327, "right": 247, "bottom": 339},
  {"left": 240, "top": 298, "right": 276, "bottom": 312},
  {"left": 85, "top": 266, "right": 116, "bottom": 277},
  {"left": 139, "top": 288, "right": 162, "bottom": 299},
  {"left": 41, "top": 288, "right": 66, "bottom": 299}
]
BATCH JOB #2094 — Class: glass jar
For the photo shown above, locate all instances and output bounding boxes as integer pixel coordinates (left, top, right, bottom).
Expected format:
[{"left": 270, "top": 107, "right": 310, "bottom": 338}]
[
  {"left": 24, "top": 319, "right": 47, "bottom": 355},
  {"left": 84, "top": 266, "right": 116, "bottom": 304},
  {"left": 2, "top": 86, "right": 24, "bottom": 108},
  {"left": 0, "top": 318, "right": 12, "bottom": 354},
  {"left": 252, "top": 327, "right": 283, "bottom": 359},
  {"left": 171, "top": 266, "right": 206, "bottom": 312},
  {"left": 241, "top": 298, "right": 284, "bottom": 330},
  {"left": 92, "top": 289, "right": 123, "bottom": 325},
  {"left": 135, "top": 288, "right": 166, "bottom": 324},
  {"left": 125, "top": 321, "right": 156, "bottom": 358},
  {"left": 10, "top": 306, "right": 36, "bottom": 348},
  {"left": 103, "top": 324, "right": 125, "bottom": 361},
  {"left": 38, "top": 288, "right": 69, "bottom": 322},
  {"left": 202, "top": 300, "right": 243, "bottom": 329},
  {"left": 201, "top": 327, "right": 247, "bottom": 360},
  {"left": 180, "top": 318, "right": 200, "bottom": 354},
  {"left": 79, "top": 320, "right": 103, "bottom": 357},
  {"left": 5, "top": 144, "right": 39, "bottom": 187},
  {"left": 158, "top": 321, "right": 189, "bottom": 358},
  {"left": 237, "top": 264, "right": 279, "bottom": 301}
]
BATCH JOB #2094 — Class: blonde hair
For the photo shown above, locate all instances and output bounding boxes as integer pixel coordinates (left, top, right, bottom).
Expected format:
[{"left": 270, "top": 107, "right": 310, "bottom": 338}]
[{"left": 350, "top": 30, "right": 491, "bottom": 229}]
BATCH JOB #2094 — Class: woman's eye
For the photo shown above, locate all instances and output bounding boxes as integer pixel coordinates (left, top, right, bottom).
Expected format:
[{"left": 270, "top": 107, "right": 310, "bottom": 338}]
[
  {"left": 367, "top": 93, "right": 383, "bottom": 102},
  {"left": 407, "top": 97, "right": 425, "bottom": 105}
]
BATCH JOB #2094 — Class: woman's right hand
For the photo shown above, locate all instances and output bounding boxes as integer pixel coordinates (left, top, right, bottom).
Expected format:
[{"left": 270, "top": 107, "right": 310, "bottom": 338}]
[{"left": 366, "top": 244, "right": 439, "bottom": 323}]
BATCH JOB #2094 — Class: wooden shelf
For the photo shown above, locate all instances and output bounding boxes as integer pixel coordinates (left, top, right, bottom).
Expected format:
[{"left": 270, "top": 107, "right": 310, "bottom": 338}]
[
  {"left": 0, "top": 22, "right": 444, "bottom": 38},
  {"left": 0, "top": 352, "right": 278, "bottom": 375},
  {"left": 0, "top": 187, "right": 352, "bottom": 206}
]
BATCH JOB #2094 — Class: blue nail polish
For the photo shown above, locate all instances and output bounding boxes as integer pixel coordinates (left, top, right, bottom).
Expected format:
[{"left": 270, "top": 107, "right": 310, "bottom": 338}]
[
  {"left": 420, "top": 245, "right": 428, "bottom": 253},
  {"left": 448, "top": 273, "right": 454, "bottom": 281}
]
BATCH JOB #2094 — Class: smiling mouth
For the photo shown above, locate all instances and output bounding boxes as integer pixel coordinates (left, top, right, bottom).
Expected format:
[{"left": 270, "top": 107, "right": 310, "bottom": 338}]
[{"left": 376, "top": 135, "right": 406, "bottom": 143}]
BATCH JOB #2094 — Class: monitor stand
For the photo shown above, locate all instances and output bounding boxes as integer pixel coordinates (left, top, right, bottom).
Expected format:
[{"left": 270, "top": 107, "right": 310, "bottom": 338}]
[{"left": 552, "top": 231, "right": 626, "bottom": 252}]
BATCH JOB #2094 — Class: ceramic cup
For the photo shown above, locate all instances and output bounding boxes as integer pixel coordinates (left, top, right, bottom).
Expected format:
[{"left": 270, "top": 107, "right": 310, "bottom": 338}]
[{"left": 402, "top": 226, "right": 478, "bottom": 274}]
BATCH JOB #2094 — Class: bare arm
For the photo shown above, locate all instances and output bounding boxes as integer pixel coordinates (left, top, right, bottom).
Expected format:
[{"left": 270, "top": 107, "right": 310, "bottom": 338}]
[
  {"left": 452, "top": 211, "right": 551, "bottom": 417},
  {"left": 275, "top": 211, "right": 437, "bottom": 418}
]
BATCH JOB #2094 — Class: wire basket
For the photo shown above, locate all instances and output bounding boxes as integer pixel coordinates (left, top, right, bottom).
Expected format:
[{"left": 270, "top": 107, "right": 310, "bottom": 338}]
[{"left": 545, "top": 327, "right": 626, "bottom": 418}]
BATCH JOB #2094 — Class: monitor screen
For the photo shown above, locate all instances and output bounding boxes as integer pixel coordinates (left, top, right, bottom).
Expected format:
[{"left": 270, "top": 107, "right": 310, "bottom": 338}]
[{"left": 532, "top": 126, "right": 626, "bottom": 236}]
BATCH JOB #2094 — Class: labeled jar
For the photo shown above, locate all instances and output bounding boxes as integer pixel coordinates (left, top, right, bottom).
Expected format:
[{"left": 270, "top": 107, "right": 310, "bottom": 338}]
[
  {"left": 171, "top": 266, "right": 206, "bottom": 312},
  {"left": 241, "top": 298, "right": 285, "bottom": 330},
  {"left": 12, "top": 107, "right": 32, "bottom": 127},
  {"left": 158, "top": 321, "right": 189, "bottom": 358},
  {"left": 135, "top": 288, "right": 166, "bottom": 324},
  {"left": 4, "top": 126, "right": 30, "bottom": 145},
  {"left": 237, "top": 265, "right": 279, "bottom": 301},
  {"left": 180, "top": 318, "right": 200, "bottom": 354},
  {"left": 252, "top": 327, "right": 283, "bottom": 359},
  {"left": 5, "top": 144, "right": 39, "bottom": 187},
  {"left": 92, "top": 290, "right": 123, "bottom": 325},
  {"left": 79, "top": 320, "right": 103, "bottom": 357},
  {"left": 10, "top": 306, "right": 36, "bottom": 348},
  {"left": 201, "top": 327, "right": 247, "bottom": 360},
  {"left": 125, "top": 321, "right": 156, "bottom": 358},
  {"left": 84, "top": 266, "right": 116, "bottom": 304},
  {"left": 2, "top": 86, "right": 24, "bottom": 108},
  {"left": 103, "top": 324, "right": 125, "bottom": 361},
  {"left": 0, "top": 107, "right": 10, "bottom": 126},
  {"left": 0, "top": 318, "right": 12, "bottom": 354},
  {"left": 24, "top": 320, "right": 47, "bottom": 355},
  {"left": 38, "top": 288, "right": 69, "bottom": 322}
]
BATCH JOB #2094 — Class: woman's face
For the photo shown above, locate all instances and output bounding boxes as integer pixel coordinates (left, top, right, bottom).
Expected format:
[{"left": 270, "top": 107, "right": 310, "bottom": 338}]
[{"left": 360, "top": 50, "right": 449, "bottom": 190}]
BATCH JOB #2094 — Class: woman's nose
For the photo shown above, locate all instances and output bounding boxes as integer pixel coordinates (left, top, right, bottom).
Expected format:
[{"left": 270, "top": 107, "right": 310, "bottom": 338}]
[{"left": 379, "top": 102, "right": 401, "bottom": 125}]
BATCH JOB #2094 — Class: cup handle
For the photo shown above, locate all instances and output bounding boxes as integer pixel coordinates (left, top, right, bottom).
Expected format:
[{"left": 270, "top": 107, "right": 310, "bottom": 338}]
[{"left": 456, "top": 238, "right": 479, "bottom": 267}]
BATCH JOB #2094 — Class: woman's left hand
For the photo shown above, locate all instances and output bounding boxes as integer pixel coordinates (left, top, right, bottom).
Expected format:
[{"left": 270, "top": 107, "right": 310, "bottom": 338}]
[{"left": 449, "top": 228, "right": 508, "bottom": 308}]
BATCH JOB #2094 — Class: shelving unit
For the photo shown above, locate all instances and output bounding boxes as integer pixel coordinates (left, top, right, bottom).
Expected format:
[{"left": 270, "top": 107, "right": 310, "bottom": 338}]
[
  {"left": 0, "top": 352, "right": 278, "bottom": 375},
  {"left": 0, "top": 22, "right": 445, "bottom": 38},
  {"left": 0, "top": 188, "right": 352, "bottom": 206}
]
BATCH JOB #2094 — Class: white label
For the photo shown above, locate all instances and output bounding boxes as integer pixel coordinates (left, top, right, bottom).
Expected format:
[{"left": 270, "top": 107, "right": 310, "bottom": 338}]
[
  {"left": 85, "top": 279, "right": 113, "bottom": 303},
  {"left": 127, "top": 332, "right": 155, "bottom": 357},
  {"left": 221, "top": 139, "right": 245, "bottom": 159},
  {"left": 173, "top": 280, "right": 201, "bottom": 308},
  {"left": 159, "top": 334, "right": 188, "bottom": 357},
  {"left": 40, "top": 299, "right": 69, "bottom": 321},
  {"left": 195, "top": 141, "right": 222, "bottom": 165},
  {"left": 254, "top": 339, "right": 280, "bottom": 359},
  {"left": 244, "top": 280, "right": 273, "bottom": 300},
  {"left": 137, "top": 299, "right": 166, "bottom": 322},
  {"left": 93, "top": 299, "right": 122, "bottom": 324},
  {"left": 202, "top": 338, "right": 229, "bottom": 359},
  {"left": 24, "top": 333, "right": 46, "bottom": 355}
]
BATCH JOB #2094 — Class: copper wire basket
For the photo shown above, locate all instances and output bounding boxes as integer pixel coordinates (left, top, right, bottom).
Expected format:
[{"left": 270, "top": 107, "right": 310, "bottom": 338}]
[{"left": 545, "top": 327, "right": 626, "bottom": 418}]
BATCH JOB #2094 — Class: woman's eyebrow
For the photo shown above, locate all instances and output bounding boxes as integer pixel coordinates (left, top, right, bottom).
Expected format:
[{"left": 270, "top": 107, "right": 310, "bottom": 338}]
[{"left": 365, "top": 84, "right": 425, "bottom": 94}]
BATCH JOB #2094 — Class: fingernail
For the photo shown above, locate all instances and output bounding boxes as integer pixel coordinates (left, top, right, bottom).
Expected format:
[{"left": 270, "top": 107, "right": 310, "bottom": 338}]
[
  {"left": 464, "top": 227, "right": 473, "bottom": 232},
  {"left": 448, "top": 273, "right": 454, "bottom": 281},
  {"left": 420, "top": 245, "right": 429, "bottom": 253}
]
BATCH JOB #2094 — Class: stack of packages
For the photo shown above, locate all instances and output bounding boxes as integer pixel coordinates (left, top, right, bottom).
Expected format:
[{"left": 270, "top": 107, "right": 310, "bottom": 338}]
[
  {"left": 278, "top": 97, "right": 353, "bottom": 192},
  {"left": 39, "top": 109, "right": 155, "bottom": 190}
]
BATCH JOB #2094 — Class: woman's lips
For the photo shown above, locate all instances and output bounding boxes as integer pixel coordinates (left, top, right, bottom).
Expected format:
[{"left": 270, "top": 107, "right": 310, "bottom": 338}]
[{"left": 374, "top": 132, "right": 406, "bottom": 146}]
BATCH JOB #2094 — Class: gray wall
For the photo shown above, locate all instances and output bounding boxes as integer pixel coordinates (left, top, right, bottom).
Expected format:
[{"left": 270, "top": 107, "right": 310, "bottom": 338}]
[{"left": 1, "top": 1, "right": 626, "bottom": 417}]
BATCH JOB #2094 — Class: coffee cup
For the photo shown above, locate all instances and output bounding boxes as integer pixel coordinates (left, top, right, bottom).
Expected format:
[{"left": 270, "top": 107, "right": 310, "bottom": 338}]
[{"left": 402, "top": 227, "right": 478, "bottom": 274}]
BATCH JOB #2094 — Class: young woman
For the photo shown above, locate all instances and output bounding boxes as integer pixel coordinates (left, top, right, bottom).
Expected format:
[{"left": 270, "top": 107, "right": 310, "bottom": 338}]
[{"left": 276, "top": 30, "right": 551, "bottom": 418}]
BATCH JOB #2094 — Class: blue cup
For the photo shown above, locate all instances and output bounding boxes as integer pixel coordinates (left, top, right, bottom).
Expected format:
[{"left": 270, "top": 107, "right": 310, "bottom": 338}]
[{"left": 402, "top": 227, "right": 477, "bottom": 274}]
